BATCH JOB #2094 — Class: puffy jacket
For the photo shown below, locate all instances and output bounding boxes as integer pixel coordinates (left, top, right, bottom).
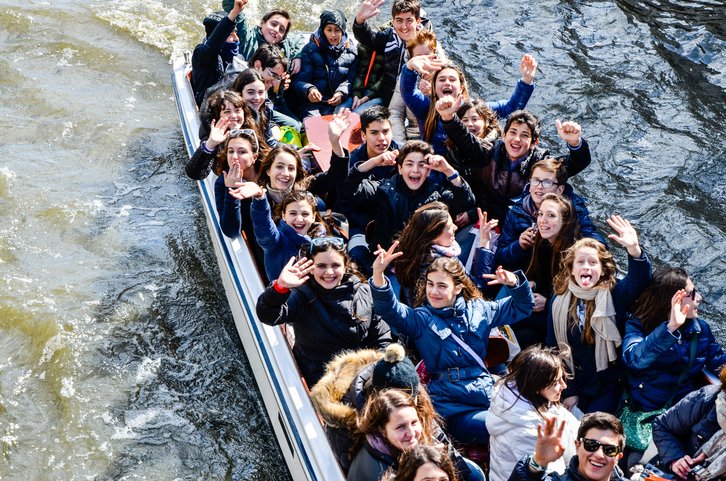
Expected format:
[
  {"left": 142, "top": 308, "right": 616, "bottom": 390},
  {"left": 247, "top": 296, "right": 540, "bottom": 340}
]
[
  {"left": 545, "top": 253, "right": 653, "bottom": 414},
  {"left": 508, "top": 455, "right": 628, "bottom": 481},
  {"left": 622, "top": 316, "right": 726, "bottom": 411},
  {"left": 652, "top": 385, "right": 721, "bottom": 469},
  {"left": 495, "top": 185, "right": 607, "bottom": 272},
  {"left": 401, "top": 66, "right": 534, "bottom": 156},
  {"left": 442, "top": 116, "right": 591, "bottom": 223},
  {"left": 292, "top": 31, "right": 358, "bottom": 102},
  {"left": 487, "top": 382, "right": 579, "bottom": 481},
  {"left": 350, "top": 41, "right": 385, "bottom": 101},
  {"left": 370, "top": 272, "right": 533, "bottom": 420},
  {"left": 221, "top": 2, "right": 304, "bottom": 61},
  {"left": 256, "top": 275, "right": 391, "bottom": 386}
]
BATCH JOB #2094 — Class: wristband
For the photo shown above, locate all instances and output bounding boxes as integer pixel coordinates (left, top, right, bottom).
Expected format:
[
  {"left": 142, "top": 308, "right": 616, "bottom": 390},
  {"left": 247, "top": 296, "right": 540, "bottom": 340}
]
[
  {"left": 201, "top": 141, "right": 214, "bottom": 154},
  {"left": 446, "top": 171, "right": 460, "bottom": 182},
  {"left": 529, "top": 455, "right": 545, "bottom": 472},
  {"left": 273, "top": 280, "right": 290, "bottom": 294}
]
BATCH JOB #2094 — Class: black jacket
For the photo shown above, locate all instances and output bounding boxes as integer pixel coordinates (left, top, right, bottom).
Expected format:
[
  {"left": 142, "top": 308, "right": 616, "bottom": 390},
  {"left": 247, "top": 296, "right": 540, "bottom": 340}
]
[{"left": 256, "top": 275, "right": 392, "bottom": 385}]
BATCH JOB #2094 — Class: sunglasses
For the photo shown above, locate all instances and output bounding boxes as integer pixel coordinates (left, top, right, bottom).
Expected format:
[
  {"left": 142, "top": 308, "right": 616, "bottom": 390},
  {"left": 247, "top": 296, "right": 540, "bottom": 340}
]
[
  {"left": 229, "top": 128, "right": 259, "bottom": 152},
  {"left": 578, "top": 438, "right": 621, "bottom": 457},
  {"left": 309, "top": 236, "right": 345, "bottom": 254},
  {"left": 689, "top": 286, "right": 698, "bottom": 300}
]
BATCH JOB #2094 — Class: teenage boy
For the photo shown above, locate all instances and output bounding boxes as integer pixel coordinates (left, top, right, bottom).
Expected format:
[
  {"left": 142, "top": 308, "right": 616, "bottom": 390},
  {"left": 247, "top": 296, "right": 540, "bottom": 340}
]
[
  {"left": 438, "top": 98, "right": 591, "bottom": 223},
  {"left": 352, "top": 0, "right": 426, "bottom": 111},
  {"left": 495, "top": 157, "right": 607, "bottom": 273},
  {"left": 509, "top": 413, "right": 626, "bottom": 481},
  {"left": 340, "top": 140, "right": 475, "bottom": 272},
  {"left": 192, "top": 0, "right": 247, "bottom": 107}
]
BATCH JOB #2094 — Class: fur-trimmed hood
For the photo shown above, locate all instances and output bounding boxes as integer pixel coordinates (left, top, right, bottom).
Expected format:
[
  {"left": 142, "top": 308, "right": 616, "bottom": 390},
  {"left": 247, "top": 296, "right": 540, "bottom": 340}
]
[{"left": 310, "top": 349, "right": 382, "bottom": 429}]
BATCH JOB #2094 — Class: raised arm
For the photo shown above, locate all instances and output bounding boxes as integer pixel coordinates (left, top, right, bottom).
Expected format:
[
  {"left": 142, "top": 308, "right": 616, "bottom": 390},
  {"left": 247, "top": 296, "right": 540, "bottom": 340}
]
[
  {"left": 369, "top": 242, "right": 423, "bottom": 338},
  {"left": 554, "top": 120, "right": 591, "bottom": 178}
]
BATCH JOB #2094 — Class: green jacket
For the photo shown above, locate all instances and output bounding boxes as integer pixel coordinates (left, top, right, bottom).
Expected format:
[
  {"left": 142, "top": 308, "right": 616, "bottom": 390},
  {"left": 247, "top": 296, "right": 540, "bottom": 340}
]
[{"left": 221, "top": 2, "right": 304, "bottom": 62}]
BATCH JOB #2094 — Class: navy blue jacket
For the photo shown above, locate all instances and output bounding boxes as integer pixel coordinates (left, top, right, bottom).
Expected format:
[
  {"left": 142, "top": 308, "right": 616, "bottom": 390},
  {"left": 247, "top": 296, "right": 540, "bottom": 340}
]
[
  {"left": 292, "top": 31, "right": 357, "bottom": 102},
  {"left": 256, "top": 275, "right": 391, "bottom": 386},
  {"left": 442, "top": 116, "right": 591, "bottom": 223},
  {"left": 495, "top": 184, "right": 607, "bottom": 272},
  {"left": 546, "top": 253, "right": 652, "bottom": 413},
  {"left": 623, "top": 316, "right": 726, "bottom": 411},
  {"left": 370, "top": 272, "right": 533, "bottom": 420},
  {"left": 340, "top": 164, "right": 475, "bottom": 251},
  {"left": 652, "top": 385, "right": 721, "bottom": 469}
]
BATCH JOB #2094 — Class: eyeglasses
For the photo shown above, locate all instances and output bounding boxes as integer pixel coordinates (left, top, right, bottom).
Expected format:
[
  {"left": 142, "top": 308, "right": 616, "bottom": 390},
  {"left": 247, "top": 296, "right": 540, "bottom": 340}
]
[
  {"left": 530, "top": 178, "right": 560, "bottom": 189},
  {"left": 229, "top": 128, "right": 259, "bottom": 152},
  {"left": 265, "top": 68, "right": 284, "bottom": 81},
  {"left": 309, "top": 236, "right": 345, "bottom": 254},
  {"left": 688, "top": 286, "right": 698, "bottom": 300},
  {"left": 578, "top": 438, "right": 621, "bottom": 457}
]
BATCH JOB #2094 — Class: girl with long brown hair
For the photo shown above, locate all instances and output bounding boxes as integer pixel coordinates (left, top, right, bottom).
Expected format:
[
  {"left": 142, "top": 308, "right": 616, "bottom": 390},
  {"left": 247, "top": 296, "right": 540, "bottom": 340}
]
[
  {"left": 546, "top": 215, "right": 652, "bottom": 415},
  {"left": 400, "top": 53, "right": 537, "bottom": 156},
  {"left": 370, "top": 244, "right": 533, "bottom": 445}
]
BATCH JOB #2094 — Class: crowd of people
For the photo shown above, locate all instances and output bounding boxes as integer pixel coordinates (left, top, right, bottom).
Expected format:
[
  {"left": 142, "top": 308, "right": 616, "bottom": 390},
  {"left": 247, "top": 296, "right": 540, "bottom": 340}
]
[{"left": 183, "top": 1, "right": 725, "bottom": 480}]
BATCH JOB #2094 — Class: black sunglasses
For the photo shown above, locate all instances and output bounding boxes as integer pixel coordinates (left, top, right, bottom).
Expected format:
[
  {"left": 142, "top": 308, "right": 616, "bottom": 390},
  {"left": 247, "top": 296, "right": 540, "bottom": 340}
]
[
  {"left": 689, "top": 285, "right": 698, "bottom": 300},
  {"left": 579, "top": 438, "right": 621, "bottom": 457}
]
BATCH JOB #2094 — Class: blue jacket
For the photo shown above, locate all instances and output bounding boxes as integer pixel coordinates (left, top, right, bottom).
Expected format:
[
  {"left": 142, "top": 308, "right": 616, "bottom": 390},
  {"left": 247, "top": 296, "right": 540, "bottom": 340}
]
[
  {"left": 652, "top": 385, "right": 721, "bottom": 469},
  {"left": 370, "top": 272, "right": 533, "bottom": 419},
  {"left": 495, "top": 184, "right": 607, "bottom": 272},
  {"left": 249, "top": 195, "right": 313, "bottom": 281},
  {"left": 354, "top": 173, "right": 476, "bottom": 252},
  {"left": 400, "top": 66, "right": 534, "bottom": 156},
  {"left": 292, "top": 31, "right": 357, "bottom": 102},
  {"left": 546, "top": 253, "right": 652, "bottom": 412},
  {"left": 622, "top": 316, "right": 726, "bottom": 411}
]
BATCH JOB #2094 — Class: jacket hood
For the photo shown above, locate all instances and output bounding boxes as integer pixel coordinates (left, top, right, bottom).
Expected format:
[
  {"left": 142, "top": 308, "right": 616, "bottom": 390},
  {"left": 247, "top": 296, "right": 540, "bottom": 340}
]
[{"left": 309, "top": 348, "right": 383, "bottom": 429}]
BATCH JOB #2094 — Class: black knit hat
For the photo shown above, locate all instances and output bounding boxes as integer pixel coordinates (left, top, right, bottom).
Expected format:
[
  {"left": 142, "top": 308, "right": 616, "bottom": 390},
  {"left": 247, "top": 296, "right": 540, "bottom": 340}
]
[
  {"left": 371, "top": 344, "right": 419, "bottom": 395},
  {"left": 319, "top": 9, "right": 347, "bottom": 33},
  {"left": 203, "top": 11, "right": 227, "bottom": 38}
]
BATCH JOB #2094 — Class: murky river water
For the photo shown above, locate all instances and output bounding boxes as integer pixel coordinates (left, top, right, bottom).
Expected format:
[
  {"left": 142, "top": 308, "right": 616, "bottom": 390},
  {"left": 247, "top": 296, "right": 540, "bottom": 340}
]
[{"left": 0, "top": 0, "right": 723, "bottom": 479}]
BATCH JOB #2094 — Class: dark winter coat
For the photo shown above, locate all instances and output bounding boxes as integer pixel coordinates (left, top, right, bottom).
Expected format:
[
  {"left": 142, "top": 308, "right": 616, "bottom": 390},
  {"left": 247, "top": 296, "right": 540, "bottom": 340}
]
[
  {"left": 292, "top": 31, "right": 358, "bottom": 103},
  {"left": 256, "top": 275, "right": 392, "bottom": 386},
  {"left": 442, "top": 116, "right": 591, "bottom": 222},
  {"left": 623, "top": 316, "right": 726, "bottom": 411},
  {"left": 191, "top": 15, "right": 241, "bottom": 107},
  {"left": 653, "top": 385, "right": 721, "bottom": 469}
]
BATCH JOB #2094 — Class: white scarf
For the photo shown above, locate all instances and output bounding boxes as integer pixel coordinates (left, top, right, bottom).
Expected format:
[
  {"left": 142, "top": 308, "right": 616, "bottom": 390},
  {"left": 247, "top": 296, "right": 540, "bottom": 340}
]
[{"left": 551, "top": 280, "right": 621, "bottom": 372}]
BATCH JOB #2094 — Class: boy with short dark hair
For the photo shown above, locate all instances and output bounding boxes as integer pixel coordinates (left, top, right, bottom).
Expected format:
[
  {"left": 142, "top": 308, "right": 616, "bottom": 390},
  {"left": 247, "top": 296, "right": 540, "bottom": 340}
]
[
  {"left": 438, "top": 99, "right": 591, "bottom": 223},
  {"left": 352, "top": 0, "right": 426, "bottom": 112},
  {"left": 340, "top": 139, "right": 475, "bottom": 271},
  {"left": 509, "top": 414, "right": 626, "bottom": 481}
]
